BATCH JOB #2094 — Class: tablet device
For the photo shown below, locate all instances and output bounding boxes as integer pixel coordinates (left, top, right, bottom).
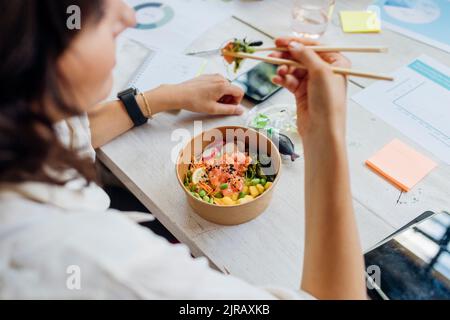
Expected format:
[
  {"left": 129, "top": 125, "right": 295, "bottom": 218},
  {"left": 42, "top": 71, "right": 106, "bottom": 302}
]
[{"left": 365, "top": 211, "right": 450, "bottom": 300}]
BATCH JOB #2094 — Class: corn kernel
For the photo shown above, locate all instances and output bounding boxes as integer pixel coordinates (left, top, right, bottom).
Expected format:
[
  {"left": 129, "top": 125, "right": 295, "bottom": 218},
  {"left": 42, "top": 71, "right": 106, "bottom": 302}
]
[
  {"left": 231, "top": 193, "right": 239, "bottom": 201},
  {"left": 249, "top": 186, "right": 259, "bottom": 197},
  {"left": 256, "top": 184, "right": 265, "bottom": 194},
  {"left": 242, "top": 186, "right": 249, "bottom": 195},
  {"left": 222, "top": 196, "right": 235, "bottom": 206},
  {"left": 264, "top": 182, "right": 273, "bottom": 190}
]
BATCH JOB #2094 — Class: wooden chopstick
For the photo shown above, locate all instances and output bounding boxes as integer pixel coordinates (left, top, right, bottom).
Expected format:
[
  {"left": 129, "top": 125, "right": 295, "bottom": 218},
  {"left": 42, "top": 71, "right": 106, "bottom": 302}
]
[
  {"left": 253, "top": 46, "right": 388, "bottom": 53},
  {"left": 222, "top": 51, "right": 394, "bottom": 81}
]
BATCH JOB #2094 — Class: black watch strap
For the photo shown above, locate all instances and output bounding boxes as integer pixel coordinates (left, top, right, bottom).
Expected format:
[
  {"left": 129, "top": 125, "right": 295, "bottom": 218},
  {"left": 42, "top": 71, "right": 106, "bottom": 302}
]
[{"left": 118, "top": 87, "right": 147, "bottom": 127}]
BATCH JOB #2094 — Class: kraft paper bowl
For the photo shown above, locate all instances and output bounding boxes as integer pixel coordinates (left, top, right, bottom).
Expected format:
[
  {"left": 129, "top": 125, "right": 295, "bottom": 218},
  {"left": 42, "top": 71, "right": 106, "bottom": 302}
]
[{"left": 176, "top": 126, "right": 281, "bottom": 225}]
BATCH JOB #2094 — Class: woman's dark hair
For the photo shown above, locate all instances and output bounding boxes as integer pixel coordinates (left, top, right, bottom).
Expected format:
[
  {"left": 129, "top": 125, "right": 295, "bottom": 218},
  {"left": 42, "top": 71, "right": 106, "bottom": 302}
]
[{"left": 0, "top": 0, "right": 105, "bottom": 185}]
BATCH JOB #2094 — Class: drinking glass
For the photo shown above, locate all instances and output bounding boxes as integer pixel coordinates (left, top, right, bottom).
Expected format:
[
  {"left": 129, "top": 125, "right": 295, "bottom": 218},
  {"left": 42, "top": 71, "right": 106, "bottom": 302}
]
[{"left": 291, "top": 0, "right": 335, "bottom": 39}]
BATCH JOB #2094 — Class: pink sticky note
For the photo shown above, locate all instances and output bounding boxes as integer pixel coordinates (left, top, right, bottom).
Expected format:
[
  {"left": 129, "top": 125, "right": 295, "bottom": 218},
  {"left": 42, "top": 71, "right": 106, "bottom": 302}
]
[{"left": 366, "top": 139, "right": 437, "bottom": 192}]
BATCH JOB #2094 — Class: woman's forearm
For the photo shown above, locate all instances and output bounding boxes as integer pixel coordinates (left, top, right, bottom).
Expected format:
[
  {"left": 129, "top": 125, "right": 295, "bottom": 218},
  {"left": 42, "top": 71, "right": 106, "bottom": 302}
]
[
  {"left": 88, "top": 85, "right": 180, "bottom": 149},
  {"left": 88, "top": 74, "right": 245, "bottom": 149},
  {"left": 301, "top": 129, "right": 366, "bottom": 300}
]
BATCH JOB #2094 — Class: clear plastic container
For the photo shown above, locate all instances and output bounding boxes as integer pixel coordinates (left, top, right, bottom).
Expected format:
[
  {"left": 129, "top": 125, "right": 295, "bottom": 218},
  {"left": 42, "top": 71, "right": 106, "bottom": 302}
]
[{"left": 246, "top": 103, "right": 298, "bottom": 135}]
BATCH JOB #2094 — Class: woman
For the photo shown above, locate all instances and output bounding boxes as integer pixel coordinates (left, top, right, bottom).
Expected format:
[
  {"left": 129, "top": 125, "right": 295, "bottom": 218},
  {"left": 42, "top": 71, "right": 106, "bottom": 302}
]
[{"left": 0, "top": 0, "right": 365, "bottom": 299}]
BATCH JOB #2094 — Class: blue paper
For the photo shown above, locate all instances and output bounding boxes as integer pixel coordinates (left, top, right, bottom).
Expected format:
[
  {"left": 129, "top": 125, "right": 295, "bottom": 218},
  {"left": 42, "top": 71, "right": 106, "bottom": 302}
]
[{"left": 372, "top": 0, "right": 450, "bottom": 52}]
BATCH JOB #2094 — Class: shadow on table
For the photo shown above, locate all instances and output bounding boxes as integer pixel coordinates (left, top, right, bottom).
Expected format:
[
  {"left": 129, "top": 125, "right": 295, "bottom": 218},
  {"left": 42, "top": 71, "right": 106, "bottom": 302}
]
[{"left": 104, "top": 185, "right": 179, "bottom": 244}]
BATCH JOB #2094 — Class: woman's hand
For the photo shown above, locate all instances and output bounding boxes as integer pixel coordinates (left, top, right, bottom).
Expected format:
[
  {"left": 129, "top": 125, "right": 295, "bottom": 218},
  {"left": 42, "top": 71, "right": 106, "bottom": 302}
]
[
  {"left": 172, "top": 74, "right": 245, "bottom": 115},
  {"left": 271, "top": 37, "right": 351, "bottom": 140}
]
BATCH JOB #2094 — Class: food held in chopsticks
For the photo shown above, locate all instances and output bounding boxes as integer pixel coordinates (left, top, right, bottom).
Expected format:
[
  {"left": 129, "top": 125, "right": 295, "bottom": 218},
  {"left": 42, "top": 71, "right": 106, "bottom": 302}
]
[
  {"left": 183, "top": 141, "right": 275, "bottom": 206},
  {"left": 222, "top": 38, "right": 263, "bottom": 72}
]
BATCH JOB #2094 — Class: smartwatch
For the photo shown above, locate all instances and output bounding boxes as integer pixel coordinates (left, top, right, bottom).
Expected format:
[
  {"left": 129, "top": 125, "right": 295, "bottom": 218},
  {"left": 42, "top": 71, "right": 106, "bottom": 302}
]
[{"left": 117, "top": 87, "right": 147, "bottom": 127}]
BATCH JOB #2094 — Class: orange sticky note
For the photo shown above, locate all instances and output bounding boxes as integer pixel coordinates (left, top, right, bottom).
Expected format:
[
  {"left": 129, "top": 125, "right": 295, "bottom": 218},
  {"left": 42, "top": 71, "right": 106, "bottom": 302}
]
[{"left": 366, "top": 139, "right": 437, "bottom": 192}]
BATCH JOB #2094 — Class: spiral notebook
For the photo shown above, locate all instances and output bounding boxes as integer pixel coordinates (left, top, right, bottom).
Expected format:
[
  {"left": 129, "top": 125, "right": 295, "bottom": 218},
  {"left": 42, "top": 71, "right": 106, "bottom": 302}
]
[{"left": 127, "top": 48, "right": 207, "bottom": 92}]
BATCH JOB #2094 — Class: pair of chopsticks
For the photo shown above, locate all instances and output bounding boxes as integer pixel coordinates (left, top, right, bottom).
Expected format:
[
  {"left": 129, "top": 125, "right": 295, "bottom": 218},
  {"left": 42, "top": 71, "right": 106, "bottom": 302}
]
[
  {"left": 187, "top": 45, "right": 387, "bottom": 57},
  {"left": 253, "top": 46, "right": 388, "bottom": 53},
  {"left": 222, "top": 46, "right": 393, "bottom": 81}
]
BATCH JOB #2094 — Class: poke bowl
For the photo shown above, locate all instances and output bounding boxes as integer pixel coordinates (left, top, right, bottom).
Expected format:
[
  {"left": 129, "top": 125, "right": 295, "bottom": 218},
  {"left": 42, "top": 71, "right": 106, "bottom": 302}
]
[{"left": 176, "top": 126, "right": 282, "bottom": 225}]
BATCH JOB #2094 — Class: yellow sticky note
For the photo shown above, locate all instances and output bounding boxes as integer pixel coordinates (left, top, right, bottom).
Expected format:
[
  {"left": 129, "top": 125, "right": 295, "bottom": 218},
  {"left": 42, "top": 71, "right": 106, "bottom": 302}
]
[
  {"left": 340, "top": 11, "right": 380, "bottom": 33},
  {"left": 366, "top": 139, "right": 437, "bottom": 192}
]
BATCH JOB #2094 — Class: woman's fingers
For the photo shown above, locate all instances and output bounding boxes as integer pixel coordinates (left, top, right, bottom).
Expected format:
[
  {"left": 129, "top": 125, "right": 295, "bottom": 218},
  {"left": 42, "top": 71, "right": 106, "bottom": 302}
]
[
  {"left": 272, "top": 75, "right": 284, "bottom": 86},
  {"left": 277, "top": 65, "right": 289, "bottom": 77},
  {"left": 293, "top": 67, "right": 308, "bottom": 79},
  {"left": 273, "top": 73, "right": 301, "bottom": 95},
  {"left": 288, "top": 41, "right": 329, "bottom": 73},
  {"left": 275, "top": 37, "right": 319, "bottom": 48},
  {"left": 276, "top": 65, "right": 306, "bottom": 79},
  {"left": 219, "top": 83, "right": 244, "bottom": 103},
  {"left": 272, "top": 37, "right": 351, "bottom": 70},
  {"left": 271, "top": 50, "right": 350, "bottom": 69},
  {"left": 320, "top": 52, "right": 352, "bottom": 68},
  {"left": 212, "top": 81, "right": 245, "bottom": 115},
  {"left": 268, "top": 51, "right": 291, "bottom": 60},
  {"left": 274, "top": 63, "right": 307, "bottom": 94},
  {"left": 218, "top": 95, "right": 235, "bottom": 105},
  {"left": 270, "top": 37, "right": 319, "bottom": 60},
  {"left": 209, "top": 75, "right": 244, "bottom": 103},
  {"left": 284, "top": 74, "right": 301, "bottom": 92},
  {"left": 210, "top": 102, "right": 244, "bottom": 115},
  {"left": 180, "top": 74, "right": 246, "bottom": 116}
]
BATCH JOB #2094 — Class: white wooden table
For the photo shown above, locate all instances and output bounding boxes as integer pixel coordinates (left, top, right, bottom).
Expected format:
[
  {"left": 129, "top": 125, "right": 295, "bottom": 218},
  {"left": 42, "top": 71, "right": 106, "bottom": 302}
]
[{"left": 98, "top": 0, "right": 450, "bottom": 289}]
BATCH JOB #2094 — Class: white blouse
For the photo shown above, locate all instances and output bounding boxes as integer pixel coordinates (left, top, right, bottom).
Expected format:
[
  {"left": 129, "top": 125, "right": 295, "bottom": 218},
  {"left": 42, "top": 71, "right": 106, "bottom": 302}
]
[{"left": 0, "top": 114, "right": 312, "bottom": 300}]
